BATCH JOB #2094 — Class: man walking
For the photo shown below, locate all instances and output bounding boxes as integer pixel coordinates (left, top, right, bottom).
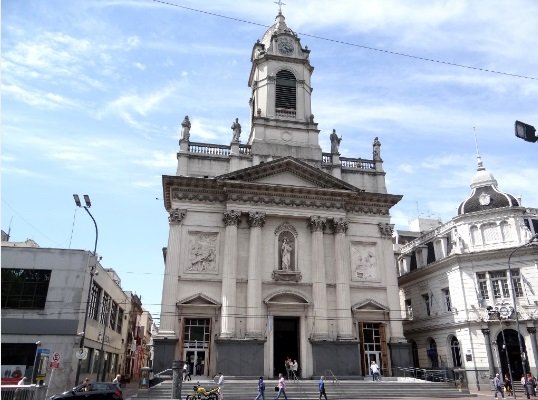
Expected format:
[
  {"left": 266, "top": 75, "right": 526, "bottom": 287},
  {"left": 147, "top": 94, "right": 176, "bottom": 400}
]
[
  {"left": 370, "top": 361, "right": 380, "bottom": 382},
  {"left": 319, "top": 376, "right": 328, "bottom": 400},
  {"left": 494, "top": 373, "right": 505, "bottom": 399}
]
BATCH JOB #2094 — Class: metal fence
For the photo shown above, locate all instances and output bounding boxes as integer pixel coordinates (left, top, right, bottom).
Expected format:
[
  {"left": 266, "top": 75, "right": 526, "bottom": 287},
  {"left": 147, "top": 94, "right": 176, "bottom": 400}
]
[{"left": 1, "top": 385, "right": 47, "bottom": 400}]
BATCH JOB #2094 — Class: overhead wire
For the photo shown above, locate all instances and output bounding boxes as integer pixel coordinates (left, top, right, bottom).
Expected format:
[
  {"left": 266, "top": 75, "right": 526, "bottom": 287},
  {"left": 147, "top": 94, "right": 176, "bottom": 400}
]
[{"left": 150, "top": 0, "right": 536, "bottom": 81}]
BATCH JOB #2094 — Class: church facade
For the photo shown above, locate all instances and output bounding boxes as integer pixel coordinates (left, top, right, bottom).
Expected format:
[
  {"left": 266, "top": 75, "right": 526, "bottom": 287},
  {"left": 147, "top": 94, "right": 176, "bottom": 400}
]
[{"left": 154, "top": 12, "right": 408, "bottom": 378}]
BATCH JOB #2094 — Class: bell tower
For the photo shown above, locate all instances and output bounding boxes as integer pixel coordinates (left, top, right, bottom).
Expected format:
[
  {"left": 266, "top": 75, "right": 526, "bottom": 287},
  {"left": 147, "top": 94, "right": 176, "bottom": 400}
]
[{"left": 248, "top": 12, "right": 321, "bottom": 163}]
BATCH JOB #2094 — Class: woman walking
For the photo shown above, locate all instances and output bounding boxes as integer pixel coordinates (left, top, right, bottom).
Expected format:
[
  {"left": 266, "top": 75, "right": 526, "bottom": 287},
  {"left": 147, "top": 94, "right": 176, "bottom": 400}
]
[
  {"left": 274, "top": 373, "right": 288, "bottom": 400},
  {"left": 255, "top": 376, "right": 266, "bottom": 400}
]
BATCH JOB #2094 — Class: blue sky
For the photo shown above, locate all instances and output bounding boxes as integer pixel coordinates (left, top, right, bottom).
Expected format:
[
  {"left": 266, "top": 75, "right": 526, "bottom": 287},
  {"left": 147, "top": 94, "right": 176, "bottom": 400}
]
[{"left": 3, "top": 0, "right": 538, "bottom": 323}]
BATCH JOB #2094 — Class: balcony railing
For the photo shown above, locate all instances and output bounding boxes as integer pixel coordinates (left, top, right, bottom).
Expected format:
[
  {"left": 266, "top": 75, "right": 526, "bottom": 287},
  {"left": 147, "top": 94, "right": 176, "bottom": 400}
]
[
  {"left": 275, "top": 108, "right": 296, "bottom": 119},
  {"left": 188, "top": 142, "right": 230, "bottom": 156},
  {"left": 340, "top": 157, "right": 375, "bottom": 170}
]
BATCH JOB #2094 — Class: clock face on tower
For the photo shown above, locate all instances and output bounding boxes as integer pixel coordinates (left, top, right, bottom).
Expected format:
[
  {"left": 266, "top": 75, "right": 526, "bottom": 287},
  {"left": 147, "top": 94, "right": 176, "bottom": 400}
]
[{"left": 277, "top": 38, "right": 294, "bottom": 55}]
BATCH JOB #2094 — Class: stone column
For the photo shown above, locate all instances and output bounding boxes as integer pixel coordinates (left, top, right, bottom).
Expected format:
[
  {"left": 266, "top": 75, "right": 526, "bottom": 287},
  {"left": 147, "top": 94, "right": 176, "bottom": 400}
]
[
  {"left": 220, "top": 210, "right": 241, "bottom": 338},
  {"left": 246, "top": 212, "right": 266, "bottom": 338},
  {"left": 310, "top": 216, "right": 328, "bottom": 339},
  {"left": 333, "top": 218, "right": 353, "bottom": 339},
  {"left": 481, "top": 328, "right": 496, "bottom": 376},
  {"left": 158, "top": 209, "right": 187, "bottom": 336},
  {"left": 527, "top": 326, "right": 538, "bottom": 373}
]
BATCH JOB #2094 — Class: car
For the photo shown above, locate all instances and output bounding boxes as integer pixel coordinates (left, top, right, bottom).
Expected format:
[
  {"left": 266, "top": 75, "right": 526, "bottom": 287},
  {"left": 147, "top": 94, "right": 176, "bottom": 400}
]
[{"left": 49, "top": 382, "right": 122, "bottom": 400}]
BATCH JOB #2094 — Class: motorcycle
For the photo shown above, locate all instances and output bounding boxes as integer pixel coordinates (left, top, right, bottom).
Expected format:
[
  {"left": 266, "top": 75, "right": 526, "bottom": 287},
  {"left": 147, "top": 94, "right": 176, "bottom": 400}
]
[{"left": 186, "top": 384, "right": 220, "bottom": 400}]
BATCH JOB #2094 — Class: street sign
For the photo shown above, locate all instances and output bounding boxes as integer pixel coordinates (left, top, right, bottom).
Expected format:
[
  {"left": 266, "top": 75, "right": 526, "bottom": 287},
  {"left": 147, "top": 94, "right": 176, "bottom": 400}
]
[
  {"left": 50, "top": 352, "right": 61, "bottom": 369},
  {"left": 75, "top": 348, "right": 88, "bottom": 360}
]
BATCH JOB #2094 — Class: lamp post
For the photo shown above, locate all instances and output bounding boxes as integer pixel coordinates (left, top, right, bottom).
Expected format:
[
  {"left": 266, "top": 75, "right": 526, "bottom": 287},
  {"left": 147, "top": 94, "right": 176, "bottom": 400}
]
[
  {"left": 507, "top": 232, "right": 538, "bottom": 399},
  {"left": 487, "top": 306, "right": 515, "bottom": 398},
  {"left": 73, "top": 194, "right": 98, "bottom": 387},
  {"left": 31, "top": 341, "right": 42, "bottom": 384}
]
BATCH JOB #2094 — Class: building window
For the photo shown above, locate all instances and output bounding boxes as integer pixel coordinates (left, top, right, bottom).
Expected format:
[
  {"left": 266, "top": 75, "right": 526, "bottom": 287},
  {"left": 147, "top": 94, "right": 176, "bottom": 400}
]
[
  {"left": 275, "top": 70, "right": 296, "bottom": 113},
  {"left": 422, "top": 294, "right": 431, "bottom": 316},
  {"left": 184, "top": 319, "right": 210, "bottom": 348},
  {"left": 450, "top": 336, "right": 462, "bottom": 367},
  {"left": 110, "top": 301, "right": 118, "bottom": 331},
  {"left": 405, "top": 299, "right": 413, "bottom": 319},
  {"left": 490, "top": 271, "right": 510, "bottom": 299},
  {"left": 1, "top": 268, "right": 51, "bottom": 309},
  {"left": 510, "top": 269, "right": 524, "bottom": 297},
  {"left": 117, "top": 308, "right": 124, "bottom": 333},
  {"left": 100, "top": 294, "right": 111, "bottom": 325},
  {"left": 477, "top": 273, "right": 489, "bottom": 300},
  {"left": 482, "top": 222, "right": 501, "bottom": 244},
  {"left": 427, "top": 338, "right": 438, "bottom": 368},
  {"left": 442, "top": 288, "right": 451, "bottom": 311},
  {"left": 89, "top": 283, "right": 102, "bottom": 320}
]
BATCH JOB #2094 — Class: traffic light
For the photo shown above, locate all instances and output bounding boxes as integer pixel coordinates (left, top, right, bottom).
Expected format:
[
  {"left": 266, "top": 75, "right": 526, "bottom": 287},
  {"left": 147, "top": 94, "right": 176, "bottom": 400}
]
[{"left": 515, "top": 120, "right": 537, "bottom": 143}]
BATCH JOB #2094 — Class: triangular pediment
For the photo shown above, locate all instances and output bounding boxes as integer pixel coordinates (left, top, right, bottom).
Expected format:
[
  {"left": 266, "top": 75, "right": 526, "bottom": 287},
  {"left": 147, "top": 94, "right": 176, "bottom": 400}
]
[
  {"left": 216, "top": 157, "right": 362, "bottom": 192},
  {"left": 177, "top": 293, "right": 220, "bottom": 306},
  {"left": 352, "top": 299, "right": 389, "bottom": 312}
]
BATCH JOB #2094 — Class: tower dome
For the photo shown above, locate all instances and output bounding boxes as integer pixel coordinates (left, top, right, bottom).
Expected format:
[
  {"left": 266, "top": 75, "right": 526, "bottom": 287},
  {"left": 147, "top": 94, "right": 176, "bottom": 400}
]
[
  {"left": 260, "top": 12, "right": 297, "bottom": 49},
  {"left": 457, "top": 156, "right": 519, "bottom": 215}
]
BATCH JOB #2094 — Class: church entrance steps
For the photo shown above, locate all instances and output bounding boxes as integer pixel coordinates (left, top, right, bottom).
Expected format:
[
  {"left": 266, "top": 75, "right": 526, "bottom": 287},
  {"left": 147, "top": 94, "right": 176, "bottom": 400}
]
[{"left": 143, "top": 378, "right": 474, "bottom": 399}]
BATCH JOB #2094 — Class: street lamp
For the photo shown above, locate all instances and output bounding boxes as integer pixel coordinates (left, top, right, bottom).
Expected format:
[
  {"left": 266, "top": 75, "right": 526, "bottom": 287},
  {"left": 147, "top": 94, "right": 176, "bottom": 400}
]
[
  {"left": 73, "top": 194, "right": 98, "bottom": 387},
  {"left": 487, "top": 306, "right": 515, "bottom": 398},
  {"left": 507, "top": 232, "right": 538, "bottom": 399}
]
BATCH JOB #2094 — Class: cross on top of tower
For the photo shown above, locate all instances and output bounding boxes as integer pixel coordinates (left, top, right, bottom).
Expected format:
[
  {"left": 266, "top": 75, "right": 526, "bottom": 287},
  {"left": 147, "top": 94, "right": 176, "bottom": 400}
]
[{"left": 274, "top": 0, "right": 286, "bottom": 14}]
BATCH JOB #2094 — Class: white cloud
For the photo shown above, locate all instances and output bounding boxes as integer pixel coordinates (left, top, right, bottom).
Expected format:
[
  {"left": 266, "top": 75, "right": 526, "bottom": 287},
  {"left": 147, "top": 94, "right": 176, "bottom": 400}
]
[
  {"left": 3, "top": 84, "right": 79, "bottom": 109},
  {"left": 133, "top": 151, "right": 177, "bottom": 169}
]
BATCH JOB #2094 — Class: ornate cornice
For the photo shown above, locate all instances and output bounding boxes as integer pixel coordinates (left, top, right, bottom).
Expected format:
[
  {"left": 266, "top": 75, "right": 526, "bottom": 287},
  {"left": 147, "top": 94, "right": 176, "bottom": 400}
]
[
  {"left": 309, "top": 216, "right": 326, "bottom": 232},
  {"left": 248, "top": 211, "right": 266, "bottom": 228},
  {"left": 169, "top": 208, "right": 187, "bottom": 224},
  {"left": 223, "top": 210, "right": 242, "bottom": 226}
]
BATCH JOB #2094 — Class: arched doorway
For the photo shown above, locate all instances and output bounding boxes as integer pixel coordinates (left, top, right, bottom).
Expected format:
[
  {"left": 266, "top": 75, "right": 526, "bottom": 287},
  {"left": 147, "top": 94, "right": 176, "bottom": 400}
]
[
  {"left": 427, "top": 338, "right": 439, "bottom": 368},
  {"left": 497, "top": 329, "right": 528, "bottom": 380},
  {"left": 410, "top": 340, "right": 420, "bottom": 368},
  {"left": 450, "top": 336, "right": 462, "bottom": 368}
]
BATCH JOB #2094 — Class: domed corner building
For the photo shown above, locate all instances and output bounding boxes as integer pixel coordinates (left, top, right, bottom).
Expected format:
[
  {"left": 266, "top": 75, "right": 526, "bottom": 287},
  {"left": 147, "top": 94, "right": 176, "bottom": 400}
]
[
  {"left": 395, "top": 154, "right": 538, "bottom": 391},
  {"left": 153, "top": 11, "right": 409, "bottom": 378}
]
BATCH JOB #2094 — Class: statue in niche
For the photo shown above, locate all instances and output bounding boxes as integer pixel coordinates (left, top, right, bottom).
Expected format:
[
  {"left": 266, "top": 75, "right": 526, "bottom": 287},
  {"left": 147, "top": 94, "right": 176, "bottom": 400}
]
[
  {"left": 181, "top": 115, "right": 191, "bottom": 141},
  {"left": 231, "top": 117, "right": 241, "bottom": 142},
  {"left": 281, "top": 238, "right": 292, "bottom": 270},
  {"left": 330, "top": 129, "right": 342, "bottom": 154}
]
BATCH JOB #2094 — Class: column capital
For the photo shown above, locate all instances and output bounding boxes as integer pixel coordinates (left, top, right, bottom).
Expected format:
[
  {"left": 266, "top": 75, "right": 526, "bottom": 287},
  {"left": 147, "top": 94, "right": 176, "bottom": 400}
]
[
  {"left": 527, "top": 326, "right": 537, "bottom": 334},
  {"left": 309, "top": 216, "right": 326, "bottom": 232},
  {"left": 332, "top": 217, "right": 349, "bottom": 234},
  {"left": 223, "top": 210, "right": 242, "bottom": 226},
  {"left": 378, "top": 222, "right": 394, "bottom": 239},
  {"left": 169, "top": 208, "right": 187, "bottom": 224},
  {"left": 248, "top": 212, "right": 266, "bottom": 228},
  {"left": 481, "top": 328, "right": 491, "bottom": 336}
]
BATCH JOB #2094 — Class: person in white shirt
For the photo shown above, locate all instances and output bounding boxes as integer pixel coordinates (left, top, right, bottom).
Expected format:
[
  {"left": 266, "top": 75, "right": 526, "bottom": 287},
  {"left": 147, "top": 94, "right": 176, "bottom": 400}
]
[
  {"left": 274, "top": 373, "right": 288, "bottom": 400},
  {"left": 370, "top": 361, "right": 380, "bottom": 381},
  {"left": 216, "top": 372, "right": 224, "bottom": 400}
]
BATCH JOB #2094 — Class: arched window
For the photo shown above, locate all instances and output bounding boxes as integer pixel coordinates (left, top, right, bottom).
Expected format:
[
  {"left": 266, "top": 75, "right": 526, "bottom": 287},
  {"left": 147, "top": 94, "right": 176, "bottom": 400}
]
[
  {"left": 410, "top": 340, "right": 420, "bottom": 368},
  {"left": 275, "top": 70, "right": 296, "bottom": 112},
  {"left": 450, "top": 336, "right": 462, "bottom": 367}
]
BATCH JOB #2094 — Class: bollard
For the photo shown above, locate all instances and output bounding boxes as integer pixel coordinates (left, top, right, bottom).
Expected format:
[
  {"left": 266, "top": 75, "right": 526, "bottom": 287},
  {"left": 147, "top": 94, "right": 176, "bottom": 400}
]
[{"left": 171, "top": 360, "right": 184, "bottom": 400}]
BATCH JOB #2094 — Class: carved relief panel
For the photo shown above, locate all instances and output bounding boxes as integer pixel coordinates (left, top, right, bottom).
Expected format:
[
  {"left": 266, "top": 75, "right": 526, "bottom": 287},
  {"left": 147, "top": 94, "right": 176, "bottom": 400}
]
[
  {"left": 186, "top": 232, "right": 218, "bottom": 273},
  {"left": 350, "top": 242, "right": 379, "bottom": 282}
]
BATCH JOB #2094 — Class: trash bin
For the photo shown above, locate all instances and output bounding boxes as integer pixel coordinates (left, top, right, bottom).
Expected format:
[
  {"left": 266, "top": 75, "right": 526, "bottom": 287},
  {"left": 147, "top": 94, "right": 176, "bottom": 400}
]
[{"left": 139, "top": 367, "right": 152, "bottom": 389}]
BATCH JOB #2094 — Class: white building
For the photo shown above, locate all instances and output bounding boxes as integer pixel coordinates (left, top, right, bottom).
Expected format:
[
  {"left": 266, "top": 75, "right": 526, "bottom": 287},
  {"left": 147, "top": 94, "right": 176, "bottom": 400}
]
[
  {"left": 154, "top": 12, "right": 408, "bottom": 378},
  {"left": 396, "top": 156, "right": 538, "bottom": 390},
  {"left": 1, "top": 239, "right": 132, "bottom": 393}
]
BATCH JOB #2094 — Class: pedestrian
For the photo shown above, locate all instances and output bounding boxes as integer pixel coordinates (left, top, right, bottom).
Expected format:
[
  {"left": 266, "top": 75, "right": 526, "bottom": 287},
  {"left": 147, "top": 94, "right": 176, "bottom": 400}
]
[
  {"left": 370, "top": 361, "right": 380, "bottom": 382},
  {"left": 183, "top": 363, "right": 191, "bottom": 381},
  {"left": 284, "top": 357, "right": 291, "bottom": 380},
  {"left": 17, "top": 377, "right": 28, "bottom": 386},
  {"left": 255, "top": 376, "right": 265, "bottom": 400},
  {"left": 216, "top": 372, "right": 224, "bottom": 400},
  {"left": 494, "top": 373, "right": 504, "bottom": 399},
  {"left": 80, "top": 378, "right": 90, "bottom": 391},
  {"left": 291, "top": 360, "right": 298, "bottom": 380},
  {"left": 274, "top": 373, "right": 288, "bottom": 400},
  {"left": 319, "top": 376, "right": 328, "bottom": 400},
  {"left": 112, "top": 374, "right": 121, "bottom": 389},
  {"left": 504, "top": 374, "right": 512, "bottom": 397}
]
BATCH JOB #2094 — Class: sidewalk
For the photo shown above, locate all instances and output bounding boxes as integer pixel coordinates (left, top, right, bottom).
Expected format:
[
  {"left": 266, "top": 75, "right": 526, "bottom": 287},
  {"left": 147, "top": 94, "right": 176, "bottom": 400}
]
[{"left": 122, "top": 382, "right": 141, "bottom": 399}]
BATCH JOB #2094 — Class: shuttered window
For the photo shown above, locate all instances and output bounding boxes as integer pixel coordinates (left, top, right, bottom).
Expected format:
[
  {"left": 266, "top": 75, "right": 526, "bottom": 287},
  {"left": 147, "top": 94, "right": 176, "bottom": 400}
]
[{"left": 275, "top": 70, "right": 296, "bottom": 110}]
